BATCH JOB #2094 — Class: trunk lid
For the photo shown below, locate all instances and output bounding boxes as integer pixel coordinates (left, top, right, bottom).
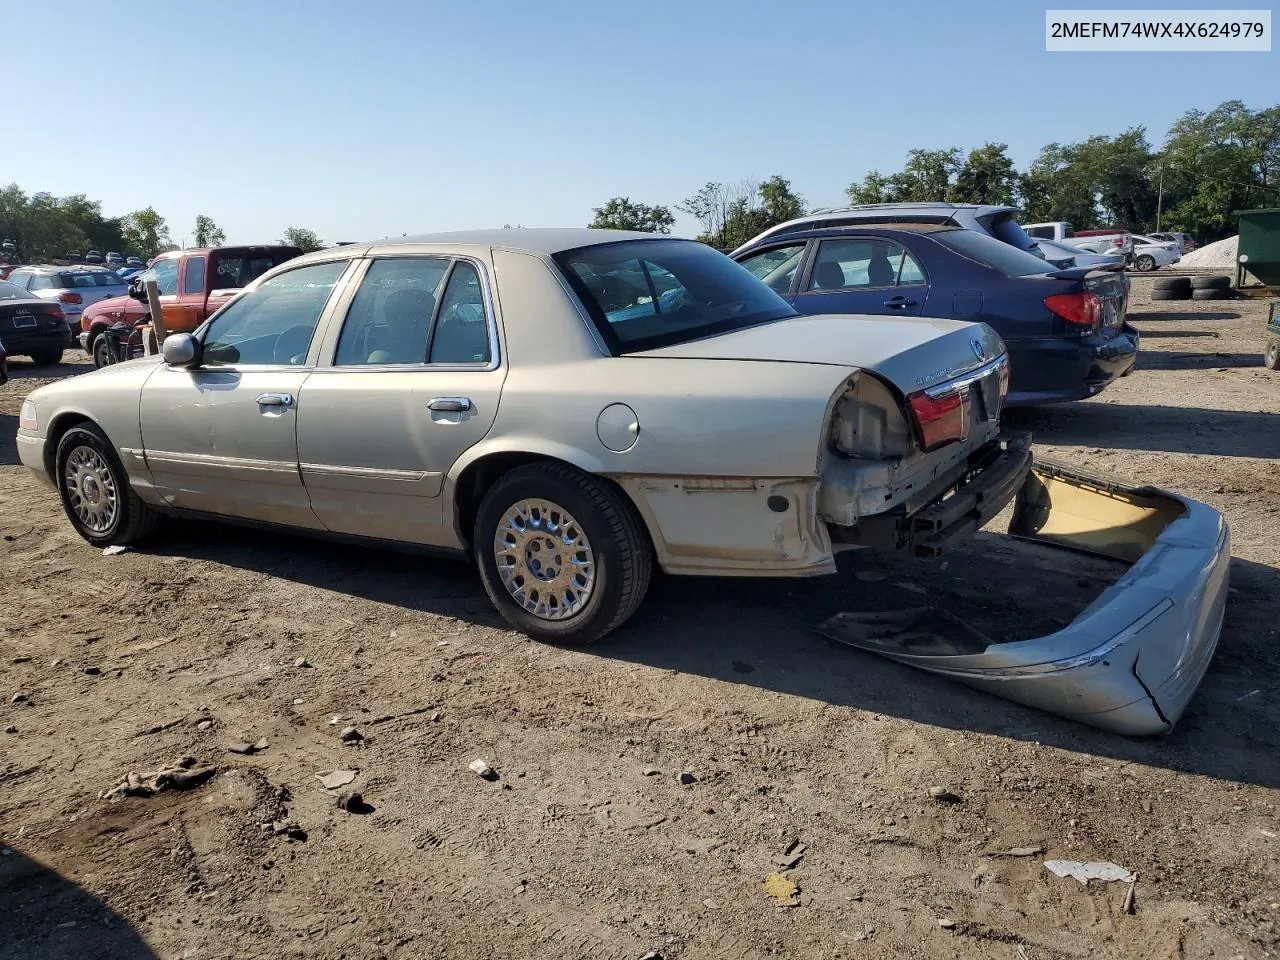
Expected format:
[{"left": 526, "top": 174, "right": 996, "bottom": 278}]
[
  {"left": 633, "top": 314, "right": 1005, "bottom": 396},
  {"left": 0, "top": 299, "right": 65, "bottom": 333}
]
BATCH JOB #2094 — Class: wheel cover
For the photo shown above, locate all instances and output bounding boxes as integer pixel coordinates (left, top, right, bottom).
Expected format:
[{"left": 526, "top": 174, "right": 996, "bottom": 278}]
[
  {"left": 93, "top": 338, "right": 110, "bottom": 367},
  {"left": 64, "top": 445, "right": 119, "bottom": 533},
  {"left": 493, "top": 498, "right": 595, "bottom": 621}
]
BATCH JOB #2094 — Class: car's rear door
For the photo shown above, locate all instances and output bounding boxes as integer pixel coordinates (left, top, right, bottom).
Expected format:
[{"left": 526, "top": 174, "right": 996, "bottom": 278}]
[
  {"left": 295, "top": 254, "right": 505, "bottom": 546},
  {"left": 139, "top": 258, "right": 356, "bottom": 527},
  {"left": 791, "top": 237, "right": 927, "bottom": 317}
]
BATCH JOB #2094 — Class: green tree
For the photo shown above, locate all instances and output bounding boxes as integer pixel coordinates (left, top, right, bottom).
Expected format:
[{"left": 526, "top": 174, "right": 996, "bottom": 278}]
[
  {"left": 194, "top": 214, "right": 226, "bottom": 248},
  {"left": 757, "top": 175, "right": 805, "bottom": 225},
  {"left": 588, "top": 197, "right": 675, "bottom": 234},
  {"left": 845, "top": 170, "right": 896, "bottom": 205},
  {"left": 1159, "top": 100, "right": 1280, "bottom": 239},
  {"left": 281, "top": 227, "right": 325, "bottom": 252},
  {"left": 845, "top": 148, "right": 960, "bottom": 205},
  {"left": 120, "top": 207, "right": 171, "bottom": 259},
  {"left": 951, "top": 143, "right": 1018, "bottom": 206}
]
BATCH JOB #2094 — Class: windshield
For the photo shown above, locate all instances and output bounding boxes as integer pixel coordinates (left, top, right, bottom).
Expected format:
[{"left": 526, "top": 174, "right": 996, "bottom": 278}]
[
  {"left": 0, "top": 279, "right": 28, "bottom": 300},
  {"left": 554, "top": 239, "right": 795, "bottom": 353},
  {"left": 933, "top": 229, "right": 1058, "bottom": 277}
]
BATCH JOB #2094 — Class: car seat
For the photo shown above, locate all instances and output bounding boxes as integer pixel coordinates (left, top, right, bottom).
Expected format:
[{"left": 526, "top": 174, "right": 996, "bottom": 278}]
[{"left": 812, "top": 260, "right": 846, "bottom": 290}]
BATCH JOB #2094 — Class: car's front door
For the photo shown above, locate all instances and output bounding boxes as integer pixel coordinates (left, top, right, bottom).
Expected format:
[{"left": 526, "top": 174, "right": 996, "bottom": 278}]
[
  {"left": 139, "top": 258, "right": 355, "bottom": 527},
  {"left": 167, "top": 255, "right": 207, "bottom": 334},
  {"left": 791, "top": 237, "right": 928, "bottom": 317},
  {"left": 295, "top": 255, "right": 505, "bottom": 545}
]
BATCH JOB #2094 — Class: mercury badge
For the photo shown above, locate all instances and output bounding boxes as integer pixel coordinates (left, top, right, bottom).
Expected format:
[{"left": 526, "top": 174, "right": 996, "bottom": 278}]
[{"left": 971, "top": 339, "right": 987, "bottom": 362}]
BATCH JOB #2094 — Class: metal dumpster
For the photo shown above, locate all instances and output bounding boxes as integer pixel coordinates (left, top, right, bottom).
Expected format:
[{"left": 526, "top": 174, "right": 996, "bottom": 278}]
[{"left": 1235, "top": 208, "right": 1280, "bottom": 369}]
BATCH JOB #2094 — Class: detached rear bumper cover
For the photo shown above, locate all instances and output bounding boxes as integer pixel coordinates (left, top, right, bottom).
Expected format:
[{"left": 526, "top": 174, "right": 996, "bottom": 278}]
[{"left": 820, "top": 459, "right": 1230, "bottom": 736}]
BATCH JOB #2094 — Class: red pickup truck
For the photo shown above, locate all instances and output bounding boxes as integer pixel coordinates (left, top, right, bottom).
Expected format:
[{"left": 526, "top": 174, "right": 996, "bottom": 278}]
[{"left": 78, "top": 244, "right": 301, "bottom": 366}]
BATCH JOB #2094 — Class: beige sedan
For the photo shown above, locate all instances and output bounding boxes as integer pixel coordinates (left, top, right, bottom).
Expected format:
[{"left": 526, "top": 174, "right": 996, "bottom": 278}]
[{"left": 18, "top": 228, "right": 1029, "bottom": 645}]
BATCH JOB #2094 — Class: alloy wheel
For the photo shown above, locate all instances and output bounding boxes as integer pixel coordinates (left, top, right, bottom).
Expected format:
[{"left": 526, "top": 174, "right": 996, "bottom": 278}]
[
  {"left": 64, "top": 444, "right": 119, "bottom": 534},
  {"left": 492, "top": 498, "right": 596, "bottom": 621}
]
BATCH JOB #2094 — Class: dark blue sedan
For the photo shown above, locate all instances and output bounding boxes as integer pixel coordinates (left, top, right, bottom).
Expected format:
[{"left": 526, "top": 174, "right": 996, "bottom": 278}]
[{"left": 732, "top": 225, "right": 1137, "bottom": 406}]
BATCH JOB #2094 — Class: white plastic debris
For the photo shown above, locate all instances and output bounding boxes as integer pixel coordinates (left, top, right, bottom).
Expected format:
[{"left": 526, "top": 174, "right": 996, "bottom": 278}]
[
  {"left": 102, "top": 545, "right": 131, "bottom": 556},
  {"left": 1044, "top": 860, "right": 1135, "bottom": 884},
  {"left": 469, "top": 759, "right": 494, "bottom": 779}
]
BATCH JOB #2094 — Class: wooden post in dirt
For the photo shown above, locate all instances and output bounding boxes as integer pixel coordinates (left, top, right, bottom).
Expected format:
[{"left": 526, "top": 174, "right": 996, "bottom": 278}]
[{"left": 144, "top": 278, "right": 167, "bottom": 353}]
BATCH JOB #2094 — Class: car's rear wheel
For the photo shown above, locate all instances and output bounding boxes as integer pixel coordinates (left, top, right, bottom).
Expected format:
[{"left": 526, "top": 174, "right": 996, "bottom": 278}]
[
  {"left": 56, "top": 424, "right": 158, "bottom": 547},
  {"left": 30, "top": 348, "right": 64, "bottom": 366},
  {"left": 1135, "top": 254, "right": 1156, "bottom": 272},
  {"left": 1265, "top": 337, "right": 1280, "bottom": 371},
  {"left": 473, "top": 461, "right": 652, "bottom": 645}
]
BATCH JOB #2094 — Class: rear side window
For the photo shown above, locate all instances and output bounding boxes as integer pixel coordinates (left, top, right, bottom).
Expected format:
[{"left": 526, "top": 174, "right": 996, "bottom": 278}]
[
  {"left": 29, "top": 275, "right": 53, "bottom": 290},
  {"left": 183, "top": 257, "right": 207, "bottom": 295},
  {"left": 934, "top": 230, "right": 1056, "bottom": 277},
  {"left": 984, "top": 214, "right": 1039, "bottom": 252}
]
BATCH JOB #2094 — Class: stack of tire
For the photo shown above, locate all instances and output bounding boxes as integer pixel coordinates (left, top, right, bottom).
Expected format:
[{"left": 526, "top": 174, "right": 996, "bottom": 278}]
[{"left": 1151, "top": 275, "right": 1232, "bottom": 301}]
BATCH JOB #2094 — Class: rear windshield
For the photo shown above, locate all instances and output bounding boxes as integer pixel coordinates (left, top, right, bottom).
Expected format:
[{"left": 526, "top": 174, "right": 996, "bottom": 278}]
[
  {"left": 933, "top": 230, "right": 1057, "bottom": 277},
  {"left": 553, "top": 239, "right": 795, "bottom": 354},
  {"left": 210, "top": 251, "right": 298, "bottom": 290},
  {"left": 0, "top": 280, "right": 27, "bottom": 300},
  {"left": 57, "top": 271, "right": 125, "bottom": 288},
  {"left": 984, "top": 213, "right": 1040, "bottom": 252}
]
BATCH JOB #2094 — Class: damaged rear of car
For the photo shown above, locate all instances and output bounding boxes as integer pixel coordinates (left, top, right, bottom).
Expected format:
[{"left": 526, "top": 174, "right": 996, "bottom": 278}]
[{"left": 819, "top": 460, "right": 1230, "bottom": 735}]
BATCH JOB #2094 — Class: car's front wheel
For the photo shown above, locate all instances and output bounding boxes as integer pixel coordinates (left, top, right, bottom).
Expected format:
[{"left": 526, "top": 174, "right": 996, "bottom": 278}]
[
  {"left": 92, "top": 335, "right": 112, "bottom": 368},
  {"left": 56, "top": 424, "right": 158, "bottom": 547},
  {"left": 473, "top": 462, "right": 652, "bottom": 644}
]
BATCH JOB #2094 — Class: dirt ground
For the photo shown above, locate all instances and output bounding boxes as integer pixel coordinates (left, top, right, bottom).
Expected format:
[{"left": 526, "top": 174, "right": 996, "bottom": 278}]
[{"left": 2, "top": 274, "right": 1279, "bottom": 960}]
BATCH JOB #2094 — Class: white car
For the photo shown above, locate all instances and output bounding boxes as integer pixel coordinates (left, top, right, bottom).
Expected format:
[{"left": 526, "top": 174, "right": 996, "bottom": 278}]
[
  {"left": 4, "top": 265, "right": 130, "bottom": 326},
  {"left": 1129, "top": 235, "right": 1181, "bottom": 272}
]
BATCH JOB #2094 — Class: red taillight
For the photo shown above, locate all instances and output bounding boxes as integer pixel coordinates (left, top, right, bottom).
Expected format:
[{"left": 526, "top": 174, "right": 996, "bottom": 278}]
[
  {"left": 1111, "top": 237, "right": 1123, "bottom": 247},
  {"left": 1045, "top": 292, "right": 1101, "bottom": 328},
  {"left": 908, "top": 389, "right": 965, "bottom": 452},
  {"left": 42, "top": 303, "right": 65, "bottom": 319},
  {"left": 58, "top": 292, "right": 83, "bottom": 305}
]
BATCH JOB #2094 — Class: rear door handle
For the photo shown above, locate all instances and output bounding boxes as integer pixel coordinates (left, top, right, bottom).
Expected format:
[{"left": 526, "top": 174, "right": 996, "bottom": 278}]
[
  {"left": 256, "top": 393, "right": 295, "bottom": 408},
  {"left": 428, "top": 397, "right": 472, "bottom": 413},
  {"left": 883, "top": 296, "right": 917, "bottom": 309}
]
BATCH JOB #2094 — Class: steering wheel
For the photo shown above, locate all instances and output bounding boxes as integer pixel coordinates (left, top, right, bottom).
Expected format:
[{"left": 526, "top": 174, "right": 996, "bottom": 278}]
[{"left": 273, "top": 325, "right": 313, "bottom": 364}]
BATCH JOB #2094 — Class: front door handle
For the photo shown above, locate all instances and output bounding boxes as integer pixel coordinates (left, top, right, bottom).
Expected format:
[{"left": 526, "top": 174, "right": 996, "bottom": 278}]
[
  {"left": 883, "top": 296, "right": 917, "bottom": 309},
  {"left": 428, "top": 397, "right": 472, "bottom": 413},
  {"left": 256, "top": 393, "right": 295, "bottom": 408}
]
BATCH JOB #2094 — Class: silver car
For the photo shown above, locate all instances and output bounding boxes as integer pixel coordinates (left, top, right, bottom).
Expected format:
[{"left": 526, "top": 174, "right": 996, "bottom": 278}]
[
  {"left": 5, "top": 265, "right": 129, "bottom": 328},
  {"left": 17, "top": 229, "right": 1023, "bottom": 637},
  {"left": 16, "top": 230, "right": 1228, "bottom": 734}
]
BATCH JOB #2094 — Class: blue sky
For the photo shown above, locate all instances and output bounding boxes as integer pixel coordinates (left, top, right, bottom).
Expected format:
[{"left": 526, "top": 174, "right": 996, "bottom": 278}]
[{"left": 7, "top": 0, "right": 1273, "bottom": 243}]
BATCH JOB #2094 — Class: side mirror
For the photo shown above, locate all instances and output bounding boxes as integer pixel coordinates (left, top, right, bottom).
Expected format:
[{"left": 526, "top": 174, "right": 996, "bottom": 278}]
[
  {"left": 127, "top": 277, "right": 148, "bottom": 302},
  {"left": 162, "top": 332, "right": 201, "bottom": 367}
]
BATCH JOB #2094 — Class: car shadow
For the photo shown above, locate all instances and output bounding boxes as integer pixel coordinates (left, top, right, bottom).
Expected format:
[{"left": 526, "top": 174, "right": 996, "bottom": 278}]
[
  {"left": 0, "top": 414, "right": 18, "bottom": 466},
  {"left": 1, "top": 358, "right": 90, "bottom": 381},
  {"left": 140, "top": 521, "right": 1280, "bottom": 790},
  {"left": 1006, "top": 403, "right": 1280, "bottom": 458},
  {"left": 1130, "top": 311, "right": 1241, "bottom": 322},
  {"left": 0, "top": 845, "right": 156, "bottom": 959},
  {"left": 1136, "top": 351, "right": 1261, "bottom": 371}
]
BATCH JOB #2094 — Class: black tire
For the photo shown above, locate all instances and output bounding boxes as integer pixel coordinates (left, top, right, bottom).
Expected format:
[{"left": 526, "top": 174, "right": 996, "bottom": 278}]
[
  {"left": 1151, "top": 287, "right": 1191, "bottom": 301},
  {"left": 1134, "top": 254, "right": 1156, "bottom": 272},
  {"left": 1190, "top": 288, "right": 1230, "bottom": 301},
  {"left": 473, "top": 461, "right": 652, "bottom": 645},
  {"left": 1265, "top": 338, "right": 1280, "bottom": 371},
  {"left": 1152, "top": 276, "right": 1191, "bottom": 293},
  {"left": 1190, "top": 275, "right": 1230, "bottom": 291},
  {"left": 55, "top": 424, "right": 159, "bottom": 548},
  {"left": 92, "top": 335, "right": 112, "bottom": 368},
  {"left": 30, "top": 348, "right": 64, "bottom": 366}
]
